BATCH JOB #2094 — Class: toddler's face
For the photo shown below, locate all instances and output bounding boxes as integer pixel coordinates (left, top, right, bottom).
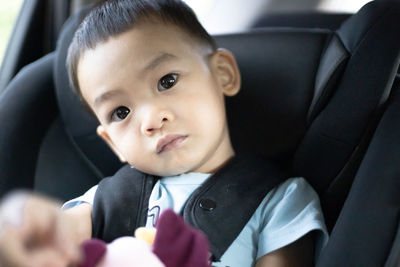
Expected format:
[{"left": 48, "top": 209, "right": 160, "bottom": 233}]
[{"left": 77, "top": 21, "right": 239, "bottom": 176}]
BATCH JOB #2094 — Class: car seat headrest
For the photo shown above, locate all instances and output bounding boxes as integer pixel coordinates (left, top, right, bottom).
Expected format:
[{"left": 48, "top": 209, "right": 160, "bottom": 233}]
[
  {"left": 54, "top": 6, "right": 96, "bottom": 138},
  {"left": 336, "top": 1, "right": 391, "bottom": 53},
  {"left": 218, "top": 29, "right": 329, "bottom": 159},
  {"left": 293, "top": 1, "right": 400, "bottom": 230},
  {"left": 308, "top": 34, "right": 348, "bottom": 122},
  {"left": 294, "top": 0, "right": 400, "bottom": 194},
  {"left": 54, "top": 6, "right": 122, "bottom": 176},
  {"left": 308, "top": 1, "right": 398, "bottom": 124}
]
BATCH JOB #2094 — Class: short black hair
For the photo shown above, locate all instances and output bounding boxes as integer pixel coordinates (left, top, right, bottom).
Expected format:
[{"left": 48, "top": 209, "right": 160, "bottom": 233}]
[{"left": 66, "top": 0, "right": 217, "bottom": 103}]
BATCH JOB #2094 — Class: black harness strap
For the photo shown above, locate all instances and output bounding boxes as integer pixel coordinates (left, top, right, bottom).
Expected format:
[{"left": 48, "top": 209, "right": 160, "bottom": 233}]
[
  {"left": 183, "top": 154, "right": 286, "bottom": 260},
  {"left": 91, "top": 166, "right": 157, "bottom": 242},
  {"left": 92, "top": 154, "right": 287, "bottom": 260}
]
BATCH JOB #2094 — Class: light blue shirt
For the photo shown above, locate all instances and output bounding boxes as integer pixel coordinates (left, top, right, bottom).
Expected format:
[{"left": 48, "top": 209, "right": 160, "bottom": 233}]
[
  {"left": 216, "top": 177, "right": 328, "bottom": 266},
  {"left": 63, "top": 175, "right": 328, "bottom": 267},
  {"left": 146, "top": 174, "right": 328, "bottom": 266}
]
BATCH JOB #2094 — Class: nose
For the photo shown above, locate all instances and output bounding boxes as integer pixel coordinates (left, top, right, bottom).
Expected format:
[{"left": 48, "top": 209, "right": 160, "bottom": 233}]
[{"left": 140, "top": 106, "right": 174, "bottom": 137}]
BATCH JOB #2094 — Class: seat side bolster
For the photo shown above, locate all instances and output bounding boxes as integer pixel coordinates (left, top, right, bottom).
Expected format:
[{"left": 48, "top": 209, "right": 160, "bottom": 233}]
[{"left": 0, "top": 53, "right": 57, "bottom": 197}]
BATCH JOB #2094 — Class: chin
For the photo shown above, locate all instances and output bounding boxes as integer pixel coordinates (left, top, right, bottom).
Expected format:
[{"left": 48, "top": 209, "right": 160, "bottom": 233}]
[
  {"left": 153, "top": 166, "right": 193, "bottom": 177},
  {"left": 153, "top": 163, "right": 200, "bottom": 177},
  {"left": 133, "top": 163, "right": 189, "bottom": 177},
  {"left": 131, "top": 152, "right": 205, "bottom": 177}
]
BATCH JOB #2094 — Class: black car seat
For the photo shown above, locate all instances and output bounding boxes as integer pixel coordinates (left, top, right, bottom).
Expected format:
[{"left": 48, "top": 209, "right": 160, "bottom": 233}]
[
  {"left": 292, "top": 1, "right": 400, "bottom": 230},
  {"left": 0, "top": 1, "right": 399, "bottom": 264},
  {"left": 220, "top": 0, "right": 400, "bottom": 231},
  {"left": 317, "top": 75, "right": 400, "bottom": 267},
  {"left": 252, "top": 12, "right": 351, "bottom": 31}
]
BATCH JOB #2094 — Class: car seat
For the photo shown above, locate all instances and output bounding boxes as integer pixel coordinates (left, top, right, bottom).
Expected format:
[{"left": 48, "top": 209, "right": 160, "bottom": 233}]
[
  {"left": 0, "top": 1, "right": 399, "bottom": 265},
  {"left": 317, "top": 76, "right": 400, "bottom": 266},
  {"left": 215, "top": 0, "right": 400, "bottom": 231},
  {"left": 252, "top": 12, "right": 351, "bottom": 30}
]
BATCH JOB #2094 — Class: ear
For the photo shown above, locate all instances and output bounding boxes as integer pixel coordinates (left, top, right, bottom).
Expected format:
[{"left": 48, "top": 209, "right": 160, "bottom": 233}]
[
  {"left": 97, "top": 125, "right": 127, "bottom": 162},
  {"left": 210, "top": 48, "right": 241, "bottom": 97}
]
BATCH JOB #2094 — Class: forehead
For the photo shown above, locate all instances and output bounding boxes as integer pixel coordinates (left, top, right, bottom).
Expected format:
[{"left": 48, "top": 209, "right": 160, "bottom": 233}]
[
  {"left": 80, "top": 20, "right": 202, "bottom": 70},
  {"left": 77, "top": 21, "right": 207, "bottom": 101}
]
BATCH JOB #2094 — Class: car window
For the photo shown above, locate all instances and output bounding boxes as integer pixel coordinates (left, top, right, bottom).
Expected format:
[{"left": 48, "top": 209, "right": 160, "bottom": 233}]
[
  {"left": 0, "top": 0, "right": 23, "bottom": 67},
  {"left": 183, "top": 0, "right": 372, "bottom": 34},
  {"left": 319, "top": 0, "right": 373, "bottom": 13}
]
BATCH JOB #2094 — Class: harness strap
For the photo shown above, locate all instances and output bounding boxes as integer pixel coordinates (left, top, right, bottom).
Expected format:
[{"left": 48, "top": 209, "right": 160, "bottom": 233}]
[
  {"left": 92, "top": 166, "right": 157, "bottom": 242},
  {"left": 92, "top": 154, "right": 287, "bottom": 260},
  {"left": 183, "top": 154, "right": 286, "bottom": 260}
]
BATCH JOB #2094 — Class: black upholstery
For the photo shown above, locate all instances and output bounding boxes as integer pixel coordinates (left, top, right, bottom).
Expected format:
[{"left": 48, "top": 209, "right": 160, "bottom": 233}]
[
  {"left": 0, "top": 53, "right": 57, "bottom": 195},
  {"left": 253, "top": 12, "right": 351, "bottom": 31},
  {"left": 34, "top": 6, "right": 122, "bottom": 201},
  {"left": 53, "top": 6, "right": 122, "bottom": 178},
  {"left": 293, "top": 1, "right": 400, "bottom": 229},
  {"left": 219, "top": 29, "right": 329, "bottom": 159},
  {"left": 317, "top": 76, "right": 400, "bottom": 267},
  {"left": 0, "top": 1, "right": 399, "bottom": 265}
]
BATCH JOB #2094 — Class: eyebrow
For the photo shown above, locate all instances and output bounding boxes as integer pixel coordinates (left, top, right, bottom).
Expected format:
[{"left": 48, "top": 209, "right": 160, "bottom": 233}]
[
  {"left": 144, "top": 52, "right": 178, "bottom": 71},
  {"left": 94, "top": 53, "right": 178, "bottom": 108},
  {"left": 94, "top": 90, "right": 123, "bottom": 108}
]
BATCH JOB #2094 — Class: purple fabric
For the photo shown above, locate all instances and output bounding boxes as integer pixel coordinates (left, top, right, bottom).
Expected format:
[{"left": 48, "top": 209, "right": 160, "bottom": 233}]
[
  {"left": 78, "top": 209, "right": 211, "bottom": 267},
  {"left": 79, "top": 239, "right": 107, "bottom": 267},
  {"left": 153, "top": 209, "right": 211, "bottom": 267}
]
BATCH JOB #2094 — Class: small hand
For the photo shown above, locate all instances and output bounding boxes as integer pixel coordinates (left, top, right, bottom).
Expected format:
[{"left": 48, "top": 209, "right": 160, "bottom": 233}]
[{"left": 0, "top": 191, "right": 82, "bottom": 267}]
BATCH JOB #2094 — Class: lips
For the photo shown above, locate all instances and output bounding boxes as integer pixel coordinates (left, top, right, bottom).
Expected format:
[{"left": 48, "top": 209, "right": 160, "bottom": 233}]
[{"left": 156, "top": 134, "right": 188, "bottom": 154}]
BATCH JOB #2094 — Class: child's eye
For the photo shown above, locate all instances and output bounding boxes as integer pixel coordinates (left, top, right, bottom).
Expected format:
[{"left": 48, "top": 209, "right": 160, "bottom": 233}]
[
  {"left": 111, "top": 106, "right": 130, "bottom": 122},
  {"left": 157, "top": 73, "right": 178, "bottom": 91}
]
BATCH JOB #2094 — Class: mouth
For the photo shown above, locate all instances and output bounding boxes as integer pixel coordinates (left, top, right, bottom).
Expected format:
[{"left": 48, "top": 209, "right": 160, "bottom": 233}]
[{"left": 156, "top": 134, "right": 188, "bottom": 154}]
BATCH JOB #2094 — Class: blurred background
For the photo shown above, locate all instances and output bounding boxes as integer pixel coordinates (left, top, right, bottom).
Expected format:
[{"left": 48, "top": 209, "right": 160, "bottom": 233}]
[
  {"left": 0, "top": 0, "right": 23, "bottom": 66},
  {"left": 0, "top": 0, "right": 372, "bottom": 90},
  {"left": 184, "top": 0, "right": 372, "bottom": 34}
]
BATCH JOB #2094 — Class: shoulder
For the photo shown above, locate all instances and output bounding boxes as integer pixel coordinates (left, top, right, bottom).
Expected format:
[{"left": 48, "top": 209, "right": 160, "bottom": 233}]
[
  {"left": 261, "top": 177, "right": 318, "bottom": 210},
  {"left": 62, "top": 184, "right": 99, "bottom": 209},
  {"left": 62, "top": 164, "right": 148, "bottom": 209},
  {"left": 96, "top": 164, "right": 151, "bottom": 194},
  {"left": 253, "top": 177, "right": 326, "bottom": 241},
  {"left": 254, "top": 177, "right": 328, "bottom": 259},
  {"left": 277, "top": 177, "right": 314, "bottom": 194},
  {"left": 275, "top": 177, "right": 317, "bottom": 200},
  {"left": 251, "top": 177, "right": 322, "bottom": 227},
  {"left": 101, "top": 164, "right": 146, "bottom": 183}
]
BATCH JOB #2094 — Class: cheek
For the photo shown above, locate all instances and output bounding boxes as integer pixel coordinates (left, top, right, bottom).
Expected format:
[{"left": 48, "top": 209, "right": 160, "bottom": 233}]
[
  {"left": 108, "top": 126, "right": 142, "bottom": 155},
  {"left": 187, "top": 91, "right": 226, "bottom": 130},
  {"left": 111, "top": 128, "right": 157, "bottom": 170}
]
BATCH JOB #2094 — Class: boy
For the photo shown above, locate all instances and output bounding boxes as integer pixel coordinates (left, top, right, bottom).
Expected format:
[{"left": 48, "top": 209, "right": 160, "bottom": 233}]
[{"left": 0, "top": 0, "right": 328, "bottom": 266}]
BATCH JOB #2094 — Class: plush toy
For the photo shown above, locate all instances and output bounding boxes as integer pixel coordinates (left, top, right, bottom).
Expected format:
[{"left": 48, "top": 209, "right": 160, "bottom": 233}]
[{"left": 78, "top": 209, "right": 211, "bottom": 267}]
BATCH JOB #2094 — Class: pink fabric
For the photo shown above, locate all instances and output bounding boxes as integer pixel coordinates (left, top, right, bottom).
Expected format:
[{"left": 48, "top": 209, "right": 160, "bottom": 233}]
[
  {"left": 78, "top": 209, "right": 211, "bottom": 267},
  {"left": 97, "top": 237, "right": 165, "bottom": 267}
]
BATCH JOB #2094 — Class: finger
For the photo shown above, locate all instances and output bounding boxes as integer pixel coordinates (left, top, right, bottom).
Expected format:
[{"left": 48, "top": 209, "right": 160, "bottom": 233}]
[
  {"left": 20, "top": 195, "right": 61, "bottom": 240},
  {"left": 0, "top": 223, "right": 79, "bottom": 267},
  {"left": 29, "top": 246, "right": 72, "bottom": 267},
  {"left": 22, "top": 197, "right": 82, "bottom": 264},
  {"left": 53, "top": 214, "right": 82, "bottom": 263},
  {"left": 0, "top": 191, "right": 28, "bottom": 229},
  {"left": 0, "top": 225, "right": 37, "bottom": 267},
  {"left": 0, "top": 192, "right": 33, "bottom": 267},
  {"left": 0, "top": 192, "right": 79, "bottom": 267}
]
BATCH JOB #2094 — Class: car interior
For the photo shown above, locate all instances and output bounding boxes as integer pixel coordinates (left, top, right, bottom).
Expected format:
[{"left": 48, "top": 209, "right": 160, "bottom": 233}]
[{"left": 0, "top": 0, "right": 399, "bottom": 266}]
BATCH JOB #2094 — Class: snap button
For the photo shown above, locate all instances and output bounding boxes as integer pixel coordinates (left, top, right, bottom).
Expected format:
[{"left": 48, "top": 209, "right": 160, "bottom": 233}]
[{"left": 199, "top": 199, "right": 216, "bottom": 211}]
